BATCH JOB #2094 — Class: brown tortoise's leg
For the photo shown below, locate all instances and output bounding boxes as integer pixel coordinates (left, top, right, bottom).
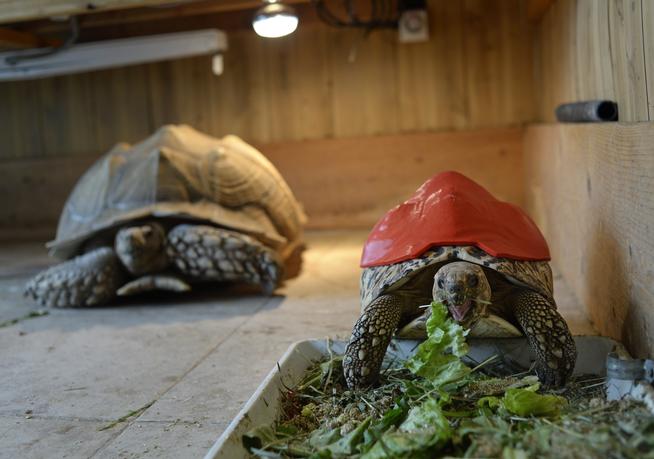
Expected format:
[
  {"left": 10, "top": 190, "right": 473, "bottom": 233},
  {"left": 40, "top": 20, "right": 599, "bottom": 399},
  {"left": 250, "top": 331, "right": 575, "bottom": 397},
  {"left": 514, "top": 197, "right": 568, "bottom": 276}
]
[
  {"left": 167, "top": 224, "right": 282, "bottom": 295},
  {"left": 25, "top": 247, "right": 124, "bottom": 308},
  {"left": 343, "top": 294, "right": 403, "bottom": 389},
  {"left": 509, "top": 290, "right": 577, "bottom": 387}
]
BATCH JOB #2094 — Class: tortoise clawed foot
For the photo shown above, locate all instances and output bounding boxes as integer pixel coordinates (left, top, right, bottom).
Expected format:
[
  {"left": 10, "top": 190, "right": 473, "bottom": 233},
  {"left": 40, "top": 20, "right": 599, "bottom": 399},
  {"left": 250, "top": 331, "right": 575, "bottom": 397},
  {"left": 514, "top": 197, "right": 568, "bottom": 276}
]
[
  {"left": 512, "top": 291, "right": 577, "bottom": 388},
  {"left": 535, "top": 362, "right": 567, "bottom": 389},
  {"left": 25, "top": 247, "right": 124, "bottom": 308},
  {"left": 535, "top": 336, "right": 576, "bottom": 388},
  {"left": 343, "top": 294, "right": 403, "bottom": 389},
  {"left": 258, "top": 249, "right": 282, "bottom": 295}
]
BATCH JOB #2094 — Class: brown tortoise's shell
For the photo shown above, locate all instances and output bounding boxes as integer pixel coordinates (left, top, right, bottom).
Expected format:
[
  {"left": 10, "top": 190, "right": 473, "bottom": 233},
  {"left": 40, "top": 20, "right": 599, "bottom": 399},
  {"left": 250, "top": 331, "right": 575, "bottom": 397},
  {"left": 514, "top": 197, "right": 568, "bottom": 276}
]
[
  {"left": 360, "top": 245, "right": 554, "bottom": 311},
  {"left": 48, "top": 125, "right": 306, "bottom": 260}
]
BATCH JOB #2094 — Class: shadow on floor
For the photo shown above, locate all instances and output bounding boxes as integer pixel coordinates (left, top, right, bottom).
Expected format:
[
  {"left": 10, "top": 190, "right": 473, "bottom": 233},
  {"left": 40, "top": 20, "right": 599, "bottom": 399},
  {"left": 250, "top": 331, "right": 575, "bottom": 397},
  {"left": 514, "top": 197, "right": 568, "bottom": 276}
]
[{"left": 2, "top": 281, "right": 286, "bottom": 334}]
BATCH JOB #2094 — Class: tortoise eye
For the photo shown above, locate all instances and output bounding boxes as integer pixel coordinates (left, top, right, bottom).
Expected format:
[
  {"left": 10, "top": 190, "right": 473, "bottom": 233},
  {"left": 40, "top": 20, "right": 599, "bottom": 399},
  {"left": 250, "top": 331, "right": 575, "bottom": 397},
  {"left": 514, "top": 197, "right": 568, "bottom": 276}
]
[
  {"left": 468, "top": 275, "right": 479, "bottom": 287},
  {"left": 437, "top": 278, "right": 445, "bottom": 289}
]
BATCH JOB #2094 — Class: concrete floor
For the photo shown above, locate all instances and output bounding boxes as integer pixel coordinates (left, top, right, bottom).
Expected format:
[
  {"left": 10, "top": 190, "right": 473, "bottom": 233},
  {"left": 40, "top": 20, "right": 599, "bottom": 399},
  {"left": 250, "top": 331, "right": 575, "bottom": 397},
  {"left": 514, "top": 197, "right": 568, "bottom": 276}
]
[{"left": 0, "top": 230, "right": 595, "bottom": 459}]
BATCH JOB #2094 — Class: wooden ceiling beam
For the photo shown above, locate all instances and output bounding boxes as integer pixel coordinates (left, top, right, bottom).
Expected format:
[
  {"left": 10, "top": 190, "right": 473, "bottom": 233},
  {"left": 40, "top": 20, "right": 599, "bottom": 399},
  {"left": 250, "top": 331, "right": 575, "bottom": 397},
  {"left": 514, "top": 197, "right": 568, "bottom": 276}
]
[
  {"left": 7, "top": 0, "right": 311, "bottom": 37},
  {"left": 527, "top": 0, "right": 555, "bottom": 22},
  {"left": 69, "top": 0, "right": 308, "bottom": 29},
  {"left": 0, "top": 0, "right": 208, "bottom": 25},
  {"left": 0, "top": 27, "right": 61, "bottom": 49},
  {"left": 0, "top": 0, "right": 310, "bottom": 27}
]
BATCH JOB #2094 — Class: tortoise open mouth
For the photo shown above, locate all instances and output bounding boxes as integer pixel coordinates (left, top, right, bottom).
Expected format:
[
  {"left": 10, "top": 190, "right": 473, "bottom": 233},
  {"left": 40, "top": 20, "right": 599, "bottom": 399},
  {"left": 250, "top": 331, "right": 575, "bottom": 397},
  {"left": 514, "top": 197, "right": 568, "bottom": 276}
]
[{"left": 447, "top": 300, "right": 472, "bottom": 322}]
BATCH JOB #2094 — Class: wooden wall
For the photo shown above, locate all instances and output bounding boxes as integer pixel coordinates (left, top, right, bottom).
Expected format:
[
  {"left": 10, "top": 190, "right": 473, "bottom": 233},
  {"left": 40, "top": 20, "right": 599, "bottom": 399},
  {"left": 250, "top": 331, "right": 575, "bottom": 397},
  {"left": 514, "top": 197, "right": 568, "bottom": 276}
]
[
  {"left": 0, "top": 127, "right": 525, "bottom": 240},
  {"left": 262, "top": 128, "right": 524, "bottom": 228},
  {"left": 525, "top": 123, "right": 654, "bottom": 356},
  {"left": 0, "top": 0, "right": 534, "bottom": 237},
  {"left": 531, "top": 0, "right": 654, "bottom": 355},
  {"left": 0, "top": 0, "right": 534, "bottom": 160},
  {"left": 535, "top": 0, "right": 654, "bottom": 122}
]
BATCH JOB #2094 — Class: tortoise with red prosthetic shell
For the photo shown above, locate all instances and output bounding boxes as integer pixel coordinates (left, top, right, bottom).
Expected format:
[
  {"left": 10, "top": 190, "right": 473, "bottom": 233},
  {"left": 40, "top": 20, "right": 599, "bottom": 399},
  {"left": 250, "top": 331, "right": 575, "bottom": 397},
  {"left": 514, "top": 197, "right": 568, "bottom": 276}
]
[{"left": 343, "top": 171, "right": 576, "bottom": 389}]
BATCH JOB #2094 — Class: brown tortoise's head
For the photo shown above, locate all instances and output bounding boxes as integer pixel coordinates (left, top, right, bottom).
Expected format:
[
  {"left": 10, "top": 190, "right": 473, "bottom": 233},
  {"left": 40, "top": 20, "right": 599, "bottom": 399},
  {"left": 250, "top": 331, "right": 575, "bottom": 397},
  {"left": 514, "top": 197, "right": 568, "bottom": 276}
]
[
  {"left": 115, "top": 222, "right": 169, "bottom": 276},
  {"left": 432, "top": 261, "right": 491, "bottom": 328}
]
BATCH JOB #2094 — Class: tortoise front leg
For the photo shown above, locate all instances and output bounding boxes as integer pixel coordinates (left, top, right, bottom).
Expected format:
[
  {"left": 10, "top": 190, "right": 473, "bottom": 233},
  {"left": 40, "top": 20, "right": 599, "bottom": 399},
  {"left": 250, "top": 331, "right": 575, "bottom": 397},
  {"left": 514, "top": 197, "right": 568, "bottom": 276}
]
[
  {"left": 167, "top": 224, "right": 282, "bottom": 295},
  {"left": 509, "top": 290, "right": 577, "bottom": 387},
  {"left": 343, "top": 294, "right": 403, "bottom": 389},
  {"left": 25, "top": 247, "right": 124, "bottom": 308}
]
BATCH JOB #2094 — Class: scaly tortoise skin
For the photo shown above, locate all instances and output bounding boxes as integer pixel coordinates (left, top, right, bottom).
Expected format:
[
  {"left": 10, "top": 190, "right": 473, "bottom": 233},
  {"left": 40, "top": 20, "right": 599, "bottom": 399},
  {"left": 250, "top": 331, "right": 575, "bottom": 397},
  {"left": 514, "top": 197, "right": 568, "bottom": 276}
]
[
  {"left": 25, "top": 125, "right": 306, "bottom": 308},
  {"left": 343, "top": 245, "right": 577, "bottom": 389}
]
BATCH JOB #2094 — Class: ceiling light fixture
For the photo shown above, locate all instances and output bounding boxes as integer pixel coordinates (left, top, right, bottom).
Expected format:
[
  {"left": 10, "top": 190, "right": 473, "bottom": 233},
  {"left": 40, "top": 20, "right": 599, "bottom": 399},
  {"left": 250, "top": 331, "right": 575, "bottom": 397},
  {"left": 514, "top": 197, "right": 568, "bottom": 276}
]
[{"left": 252, "top": 0, "right": 299, "bottom": 38}]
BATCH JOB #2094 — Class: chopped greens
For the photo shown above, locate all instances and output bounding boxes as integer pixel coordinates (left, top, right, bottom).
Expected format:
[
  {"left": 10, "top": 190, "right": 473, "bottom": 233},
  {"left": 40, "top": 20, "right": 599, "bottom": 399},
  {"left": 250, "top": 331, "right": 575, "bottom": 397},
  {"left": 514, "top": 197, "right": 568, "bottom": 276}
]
[
  {"left": 0, "top": 309, "right": 49, "bottom": 328},
  {"left": 404, "top": 302, "right": 470, "bottom": 386},
  {"left": 243, "top": 302, "right": 654, "bottom": 458},
  {"left": 502, "top": 386, "right": 567, "bottom": 417}
]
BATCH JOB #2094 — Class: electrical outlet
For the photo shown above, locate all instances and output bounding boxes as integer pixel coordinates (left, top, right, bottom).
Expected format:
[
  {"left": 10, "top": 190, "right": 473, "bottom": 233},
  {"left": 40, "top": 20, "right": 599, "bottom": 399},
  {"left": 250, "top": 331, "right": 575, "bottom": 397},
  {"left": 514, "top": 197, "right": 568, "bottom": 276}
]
[{"left": 398, "top": 9, "right": 429, "bottom": 43}]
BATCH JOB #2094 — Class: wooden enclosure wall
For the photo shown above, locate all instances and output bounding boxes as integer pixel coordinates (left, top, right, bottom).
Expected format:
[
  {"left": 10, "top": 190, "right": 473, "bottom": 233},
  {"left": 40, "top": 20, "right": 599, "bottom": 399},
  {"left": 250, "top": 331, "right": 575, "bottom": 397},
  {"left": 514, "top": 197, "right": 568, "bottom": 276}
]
[
  {"left": 0, "top": 0, "right": 534, "bottom": 159},
  {"left": 532, "top": 0, "right": 654, "bottom": 354},
  {"left": 536, "top": 0, "right": 654, "bottom": 122},
  {"left": 263, "top": 128, "right": 524, "bottom": 229},
  {"left": 525, "top": 123, "right": 654, "bottom": 357},
  {"left": 0, "top": 128, "right": 525, "bottom": 240},
  {"left": 0, "top": 0, "right": 533, "bottom": 237}
]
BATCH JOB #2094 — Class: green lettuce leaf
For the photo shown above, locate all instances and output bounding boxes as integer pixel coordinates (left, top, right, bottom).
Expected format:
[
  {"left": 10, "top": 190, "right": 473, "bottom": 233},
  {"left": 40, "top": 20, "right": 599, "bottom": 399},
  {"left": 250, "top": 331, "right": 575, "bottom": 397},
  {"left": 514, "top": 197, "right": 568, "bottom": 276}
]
[
  {"left": 405, "top": 301, "right": 470, "bottom": 386},
  {"left": 309, "top": 426, "right": 342, "bottom": 449},
  {"left": 359, "top": 402, "right": 409, "bottom": 454},
  {"left": 323, "top": 417, "right": 371, "bottom": 456},
  {"left": 362, "top": 398, "right": 451, "bottom": 458},
  {"left": 503, "top": 387, "right": 567, "bottom": 417}
]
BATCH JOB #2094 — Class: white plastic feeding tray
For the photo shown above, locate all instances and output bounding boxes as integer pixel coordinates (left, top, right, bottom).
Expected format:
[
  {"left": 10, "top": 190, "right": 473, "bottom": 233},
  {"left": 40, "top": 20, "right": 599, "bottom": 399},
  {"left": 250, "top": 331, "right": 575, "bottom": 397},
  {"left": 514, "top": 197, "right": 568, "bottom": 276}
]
[{"left": 205, "top": 336, "right": 619, "bottom": 459}]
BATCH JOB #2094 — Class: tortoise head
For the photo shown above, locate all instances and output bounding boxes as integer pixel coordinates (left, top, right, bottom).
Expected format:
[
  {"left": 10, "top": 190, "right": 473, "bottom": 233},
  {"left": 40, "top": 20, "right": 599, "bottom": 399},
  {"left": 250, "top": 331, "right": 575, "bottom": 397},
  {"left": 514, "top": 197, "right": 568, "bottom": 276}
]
[
  {"left": 432, "top": 261, "right": 491, "bottom": 327},
  {"left": 115, "top": 222, "right": 169, "bottom": 276}
]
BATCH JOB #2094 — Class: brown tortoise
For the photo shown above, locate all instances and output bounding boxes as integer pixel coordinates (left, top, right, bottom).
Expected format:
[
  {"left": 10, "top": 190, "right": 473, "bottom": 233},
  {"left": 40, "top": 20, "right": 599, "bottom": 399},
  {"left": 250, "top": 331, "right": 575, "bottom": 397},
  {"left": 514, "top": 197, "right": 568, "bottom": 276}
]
[
  {"left": 26, "top": 125, "right": 306, "bottom": 308},
  {"left": 343, "top": 172, "right": 577, "bottom": 389}
]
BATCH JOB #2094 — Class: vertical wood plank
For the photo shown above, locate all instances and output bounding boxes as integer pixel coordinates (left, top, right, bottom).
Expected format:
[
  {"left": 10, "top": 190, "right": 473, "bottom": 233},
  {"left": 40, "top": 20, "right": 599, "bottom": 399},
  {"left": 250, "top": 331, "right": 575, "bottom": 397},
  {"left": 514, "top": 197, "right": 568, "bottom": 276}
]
[
  {"left": 463, "top": 0, "right": 535, "bottom": 127},
  {"left": 329, "top": 27, "right": 400, "bottom": 138},
  {"left": 642, "top": 0, "right": 654, "bottom": 120},
  {"left": 396, "top": 0, "right": 468, "bottom": 131},
  {"left": 500, "top": 0, "right": 537, "bottom": 124},
  {"left": 261, "top": 24, "right": 333, "bottom": 141},
  {"left": 574, "top": 0, "right": 615, "bottom": 102},
  {"left": 37, "top": 72, "right": 99, "bottom": 157},
  {"left": 145, "top": 60, "right": 178, "bottom": 129},
  {"left": 536, "top": 0, "right": 578, "bottom": 121},
  {"left": 463, "top": 0, "right": 503, "bottom": 127},
  {"left": 87, "top": 65, "right": 153, "bottom": 151},
  {"left": 170, "top": 56, "right": 213, "bottom": 133},
  {"left": 608, "top": 0, "right": 648, "bottom": 121},
  {"left": 205, "top": 30, "right": 250, "bottom": 138},
  {"left": 0, "top": 79, "right": 43, "bottom": 159}
]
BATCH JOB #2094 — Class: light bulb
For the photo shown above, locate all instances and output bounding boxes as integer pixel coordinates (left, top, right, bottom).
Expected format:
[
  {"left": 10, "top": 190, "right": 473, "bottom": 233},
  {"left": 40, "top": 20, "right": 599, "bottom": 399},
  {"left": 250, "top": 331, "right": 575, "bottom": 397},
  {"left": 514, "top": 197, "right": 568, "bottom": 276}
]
[{"left": 252, "top": 2, "right": 299, "bottom": 38}]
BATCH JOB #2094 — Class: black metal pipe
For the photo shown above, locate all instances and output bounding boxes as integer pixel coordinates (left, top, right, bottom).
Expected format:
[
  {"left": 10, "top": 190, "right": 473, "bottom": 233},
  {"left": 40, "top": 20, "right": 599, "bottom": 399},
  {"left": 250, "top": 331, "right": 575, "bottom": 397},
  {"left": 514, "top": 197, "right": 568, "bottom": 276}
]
[{"left": 555, "top": 100, "right": 619, "bottom": 122}]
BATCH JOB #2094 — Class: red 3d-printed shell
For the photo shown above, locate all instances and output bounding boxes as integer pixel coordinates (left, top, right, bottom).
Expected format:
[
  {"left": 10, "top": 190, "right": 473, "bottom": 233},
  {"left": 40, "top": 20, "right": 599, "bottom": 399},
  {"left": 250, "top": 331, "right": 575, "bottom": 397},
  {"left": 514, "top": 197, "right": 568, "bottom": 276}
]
[{"left": 360, "top": 171, "right": 550, "bottom": 267}]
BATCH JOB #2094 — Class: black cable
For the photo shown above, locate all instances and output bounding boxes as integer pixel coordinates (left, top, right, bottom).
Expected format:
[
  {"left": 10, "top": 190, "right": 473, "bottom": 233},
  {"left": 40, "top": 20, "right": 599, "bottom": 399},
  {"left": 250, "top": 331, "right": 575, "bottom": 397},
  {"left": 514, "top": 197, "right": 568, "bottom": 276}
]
[
  {"left": 5, "top": 16, "right": 79, "bottom": 66},
  {"left": 312, "top": 0, "right": 397, "bottom": 30},
  {"left": 315, "top": 0, "right": 348, "bottom": 27}
]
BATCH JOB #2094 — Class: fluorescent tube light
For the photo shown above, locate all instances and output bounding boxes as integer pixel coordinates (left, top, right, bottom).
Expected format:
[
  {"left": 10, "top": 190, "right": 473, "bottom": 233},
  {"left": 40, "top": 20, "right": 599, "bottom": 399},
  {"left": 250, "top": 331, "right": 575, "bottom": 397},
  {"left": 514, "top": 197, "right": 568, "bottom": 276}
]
[{"left": 0, "top": 29, "right": 227, "bottom": 81}]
